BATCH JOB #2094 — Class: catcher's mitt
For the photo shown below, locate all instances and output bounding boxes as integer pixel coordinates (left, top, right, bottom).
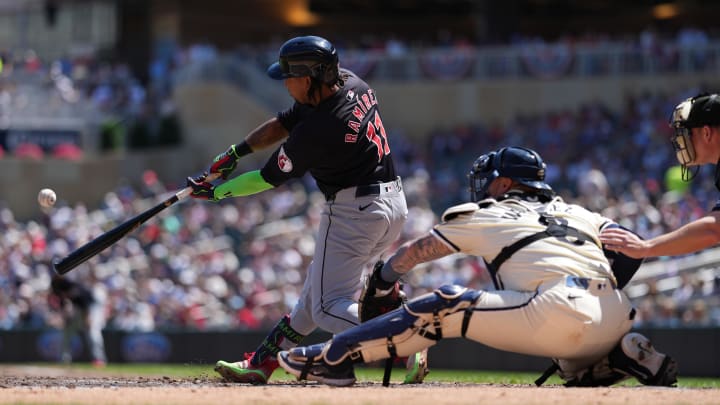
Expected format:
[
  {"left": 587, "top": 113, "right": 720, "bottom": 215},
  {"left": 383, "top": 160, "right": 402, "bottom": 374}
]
[{"left": 359, "top": 261, "right": 406, "bottom": 322}]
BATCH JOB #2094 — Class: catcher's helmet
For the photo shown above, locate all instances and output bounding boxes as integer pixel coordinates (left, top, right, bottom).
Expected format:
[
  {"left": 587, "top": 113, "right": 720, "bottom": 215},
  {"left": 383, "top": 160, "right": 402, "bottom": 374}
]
[
  {"left": 670, "top": 93, "right": 720, "bottom": 167},
  {"left": 267, "top": 35, "right": 340, "bottom": 85},
  {"left": 670, "top": 93, "right": 720, "bottom": 187},
  {"left": 468, "top": 146, "right": 554, "bottom": 201}
]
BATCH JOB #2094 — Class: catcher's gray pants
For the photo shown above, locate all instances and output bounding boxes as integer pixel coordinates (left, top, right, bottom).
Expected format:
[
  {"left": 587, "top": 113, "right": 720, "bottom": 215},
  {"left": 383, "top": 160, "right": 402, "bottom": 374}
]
[{"left": 290, "top": 177, "right": 408, "bottom": 334}]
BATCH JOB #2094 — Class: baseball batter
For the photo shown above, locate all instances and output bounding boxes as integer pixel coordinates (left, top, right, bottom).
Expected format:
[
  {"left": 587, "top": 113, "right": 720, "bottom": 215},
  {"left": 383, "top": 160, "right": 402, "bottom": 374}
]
[
  {"left": 277, "top": 147, "right": 678, "bottom": 387},
  {"left": 185, "top": 36, "right": 425, "bottom": 384}
]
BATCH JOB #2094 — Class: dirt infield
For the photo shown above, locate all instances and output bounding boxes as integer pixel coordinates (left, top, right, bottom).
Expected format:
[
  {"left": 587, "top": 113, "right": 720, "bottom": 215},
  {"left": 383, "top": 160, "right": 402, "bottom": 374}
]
[{"left": 1, "top": 366, "right": 718, "bottom": 405}]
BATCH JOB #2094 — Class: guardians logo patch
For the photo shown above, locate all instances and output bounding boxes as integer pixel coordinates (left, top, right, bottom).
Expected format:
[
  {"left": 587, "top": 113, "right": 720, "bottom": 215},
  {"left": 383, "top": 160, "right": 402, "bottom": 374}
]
[{"left": 278, "top": 146, "right": 293, "bottom": 173}]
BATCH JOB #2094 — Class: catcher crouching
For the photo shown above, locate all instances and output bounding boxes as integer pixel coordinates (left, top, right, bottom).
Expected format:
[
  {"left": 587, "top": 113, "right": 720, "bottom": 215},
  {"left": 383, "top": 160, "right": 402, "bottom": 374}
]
[{"left": 276, "top": 146, "right": 678, "bottom": 388}]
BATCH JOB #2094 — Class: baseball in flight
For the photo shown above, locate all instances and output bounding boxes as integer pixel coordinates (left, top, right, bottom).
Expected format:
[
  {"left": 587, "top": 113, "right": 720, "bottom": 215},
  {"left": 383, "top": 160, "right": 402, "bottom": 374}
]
[{"left": 38, "top": 188, "right": 57, "bottom": 208}]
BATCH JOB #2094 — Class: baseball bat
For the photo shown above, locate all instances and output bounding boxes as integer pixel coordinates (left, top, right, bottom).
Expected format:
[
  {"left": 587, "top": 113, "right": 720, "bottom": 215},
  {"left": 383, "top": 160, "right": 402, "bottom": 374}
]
[{"left": 52, "top": 173, "right": 219, "bottom": 275}]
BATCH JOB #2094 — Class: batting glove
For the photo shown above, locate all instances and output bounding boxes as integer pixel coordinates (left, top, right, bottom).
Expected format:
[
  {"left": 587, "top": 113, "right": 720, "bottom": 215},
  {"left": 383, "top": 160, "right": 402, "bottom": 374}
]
[
  {"left": 186, "top": 176, "right": 219, "bottom": 201},
  {"left": 209, "top": 144, "right": 242, "bottom": 180}
]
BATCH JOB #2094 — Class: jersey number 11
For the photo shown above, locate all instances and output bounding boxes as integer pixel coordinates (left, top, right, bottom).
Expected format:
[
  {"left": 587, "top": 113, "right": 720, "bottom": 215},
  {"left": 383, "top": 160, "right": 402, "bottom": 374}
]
[{"left": 367, "top": 111, "right": 391, "bottom": 162}]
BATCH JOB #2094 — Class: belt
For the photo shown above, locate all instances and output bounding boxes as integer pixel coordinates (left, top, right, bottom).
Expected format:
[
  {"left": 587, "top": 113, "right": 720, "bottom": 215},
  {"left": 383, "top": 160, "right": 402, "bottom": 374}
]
[
  {"left": 327, "top": 177, "right": 402, "bottom": 202},
  {"left": 355, "top": 177, "right": 402, "bottom": 198},
  {"left": 566, "top": 276, "right": 617, "bottom": 291}
]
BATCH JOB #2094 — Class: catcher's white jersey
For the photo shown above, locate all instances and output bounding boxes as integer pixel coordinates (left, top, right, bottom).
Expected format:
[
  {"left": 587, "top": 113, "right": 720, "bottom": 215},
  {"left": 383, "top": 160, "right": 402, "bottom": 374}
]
[
  {"left": 432, "top": 196, "right": 617, "bottom": 292},
  {"left": 425, "top": 195, "right": 634, "bottom": 369}
]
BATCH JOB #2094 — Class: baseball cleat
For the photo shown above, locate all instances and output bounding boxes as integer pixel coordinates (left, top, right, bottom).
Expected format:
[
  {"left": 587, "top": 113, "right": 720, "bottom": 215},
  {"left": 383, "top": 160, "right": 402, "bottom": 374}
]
[
  {"left": 611, "top": 332, "right": 678, "bottom": 387},
  {"left": 214, "top": 352, "right": 278, "bottom": 384},
  {"left": 403, "top": 348, "right": 430, "bottom": 384},
  {"left": 277, "top": 344, "right": 357, "bottom": 387}
]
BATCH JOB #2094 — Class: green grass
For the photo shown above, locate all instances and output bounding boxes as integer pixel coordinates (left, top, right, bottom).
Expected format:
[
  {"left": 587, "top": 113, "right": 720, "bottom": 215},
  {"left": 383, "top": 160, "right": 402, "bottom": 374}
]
[{"left": 26, "top": 363, "right": 720, "bottom": 388}]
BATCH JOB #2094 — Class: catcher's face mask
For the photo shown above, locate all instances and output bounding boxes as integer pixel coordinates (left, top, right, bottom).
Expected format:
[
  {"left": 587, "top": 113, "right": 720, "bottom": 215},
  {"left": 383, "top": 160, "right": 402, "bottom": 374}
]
[
  {"left": 468, "top": 152, "right": 499, "bottom": 201},
  {"left": 670, "top": 98, "right": 700, "bottom": 182}
]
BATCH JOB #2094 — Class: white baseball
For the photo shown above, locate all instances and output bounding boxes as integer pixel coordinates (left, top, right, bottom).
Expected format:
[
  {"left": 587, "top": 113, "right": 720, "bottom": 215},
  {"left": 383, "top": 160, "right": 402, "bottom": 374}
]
[{"left": 38, "top": 188, "right": 57, "bottom": 208}]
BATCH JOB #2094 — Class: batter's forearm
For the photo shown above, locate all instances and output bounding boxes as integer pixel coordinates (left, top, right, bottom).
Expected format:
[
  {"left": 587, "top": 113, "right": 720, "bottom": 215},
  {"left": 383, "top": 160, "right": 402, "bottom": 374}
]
[
  {"left": 215, "top": 170, "right": 274, "bottom": 198},
  {"left": 388, "top": 234, "right": 454, "bottom": 274},
  {"left": 244, "top": 118, "right": 289, "bottom": 150}
]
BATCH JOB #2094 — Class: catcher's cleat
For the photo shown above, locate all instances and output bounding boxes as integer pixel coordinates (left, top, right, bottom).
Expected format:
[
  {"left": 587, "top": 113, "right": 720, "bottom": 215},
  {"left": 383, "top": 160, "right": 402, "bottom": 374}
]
[
  {"left": 609, "top": 332, "right": 678, "bottom": 387},
  {"left": 278, "top": 344, "right": 357, "bottom": 387},
  {"left": 214, "top": 352, "right": 279, "bottom": 384},
  {"left": 403, "top": 348, "right": 430, "bottom": 384}
]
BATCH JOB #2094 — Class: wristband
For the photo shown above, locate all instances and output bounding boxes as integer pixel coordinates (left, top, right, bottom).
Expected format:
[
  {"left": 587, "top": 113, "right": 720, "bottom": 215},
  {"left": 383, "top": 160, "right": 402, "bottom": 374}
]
[
  {"left": 380, "top": 260, "right": 403, "bottom": 285},
  {"left": 233, "top": 141, "right": 253, "bottom": 158}
]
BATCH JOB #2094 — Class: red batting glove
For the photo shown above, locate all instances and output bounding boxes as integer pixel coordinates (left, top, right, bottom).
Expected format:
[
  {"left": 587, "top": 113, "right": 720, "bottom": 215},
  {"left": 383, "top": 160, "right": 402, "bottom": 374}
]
[
  {"left": 209, "top": 144, "right": 242, "bottom": 180},
  {"left": 186, "top": 176, "right": 218, "bottom": 201}
]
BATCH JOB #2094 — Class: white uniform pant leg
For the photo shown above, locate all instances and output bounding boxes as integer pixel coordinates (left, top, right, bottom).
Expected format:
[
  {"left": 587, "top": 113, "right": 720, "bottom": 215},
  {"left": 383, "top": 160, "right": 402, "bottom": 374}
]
[{"left": 459, "top": 282, "right": 634, "bottom": 369}]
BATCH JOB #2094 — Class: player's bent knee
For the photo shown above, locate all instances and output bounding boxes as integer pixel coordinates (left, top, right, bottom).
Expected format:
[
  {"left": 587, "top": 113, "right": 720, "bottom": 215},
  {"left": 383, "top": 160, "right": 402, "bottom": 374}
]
[
  {"left": 405, "top": 284, "right": 481, "bottom": 316},
  {"left": 323, "top": 285, "right": 481, "bottom": 365}
]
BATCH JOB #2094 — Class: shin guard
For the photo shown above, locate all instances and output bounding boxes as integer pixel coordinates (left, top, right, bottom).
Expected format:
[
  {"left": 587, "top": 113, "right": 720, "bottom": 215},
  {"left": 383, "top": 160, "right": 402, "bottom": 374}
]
[{"left": 323, "top": 285, "right": 481, "bottom": 365}]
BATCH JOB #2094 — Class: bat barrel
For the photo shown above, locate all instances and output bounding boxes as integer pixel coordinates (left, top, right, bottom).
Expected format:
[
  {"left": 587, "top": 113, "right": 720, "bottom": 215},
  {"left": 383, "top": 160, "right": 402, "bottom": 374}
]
[
  {"left": 51, "top": 191, "right": 187, "bottom": 276},
  {"left": 50, "top": 174, "right": 216, "bottom": 276}
]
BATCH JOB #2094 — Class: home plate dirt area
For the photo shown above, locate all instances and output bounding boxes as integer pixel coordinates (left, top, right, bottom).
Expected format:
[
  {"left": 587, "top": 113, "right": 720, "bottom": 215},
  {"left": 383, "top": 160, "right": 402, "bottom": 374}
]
[{"left": 0, "top": 365, "right": 717, "bottom": 405}]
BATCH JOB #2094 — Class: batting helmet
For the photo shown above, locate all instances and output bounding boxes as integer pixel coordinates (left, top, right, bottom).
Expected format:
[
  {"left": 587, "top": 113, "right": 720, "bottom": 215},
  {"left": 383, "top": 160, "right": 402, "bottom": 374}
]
[
  {"left": 267, "top": 36, "right": 340, "bottom": 85},
  {"left": 468, "top": 146, "right": 554, "bottom": 202}
]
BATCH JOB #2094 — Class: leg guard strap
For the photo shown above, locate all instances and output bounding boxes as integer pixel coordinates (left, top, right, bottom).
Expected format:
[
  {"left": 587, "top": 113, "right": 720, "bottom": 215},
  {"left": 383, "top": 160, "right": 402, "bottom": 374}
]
[
  {"left": 324, "top": 285, "right": 480, "bottom": 365},
  {"left": 535, "top": 362, "right": 560, "bottom": 386},
  {"left": 418, "top": 310, "right": 443, "bottom": 341},
  {"left": 461, "top": 307, "right": 473, "bottom": 338},
  {"left": 382, "top": 336, "right": 397, "bottom": 387}
]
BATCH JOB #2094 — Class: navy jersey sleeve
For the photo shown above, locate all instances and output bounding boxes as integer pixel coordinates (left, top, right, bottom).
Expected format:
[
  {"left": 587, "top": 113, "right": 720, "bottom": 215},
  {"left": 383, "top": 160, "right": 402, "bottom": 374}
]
[{"left": 277, "top": 102, "right": 313, "bottom": 132}]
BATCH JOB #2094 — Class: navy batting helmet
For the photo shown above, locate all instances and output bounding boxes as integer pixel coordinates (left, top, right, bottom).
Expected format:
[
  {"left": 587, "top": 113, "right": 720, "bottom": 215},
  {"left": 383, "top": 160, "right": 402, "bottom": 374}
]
[
  {"left": 267, "top": 36, "right": 340, "bottom": 85},
  {"left": 468, "top": 146, "right": 554, "bottom": 201}
]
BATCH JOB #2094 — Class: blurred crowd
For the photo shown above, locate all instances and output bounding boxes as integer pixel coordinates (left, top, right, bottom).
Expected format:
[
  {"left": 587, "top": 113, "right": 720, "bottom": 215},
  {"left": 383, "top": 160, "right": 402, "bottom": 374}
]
[
  {"left": 2, "top": 87, "right": 720, "bottom": 333},
  {"left": 0, "top": 46, "right": 181, "bottom": 158},
  {"left": 2, "top": 26, "right": 720, "bottom": 333}
]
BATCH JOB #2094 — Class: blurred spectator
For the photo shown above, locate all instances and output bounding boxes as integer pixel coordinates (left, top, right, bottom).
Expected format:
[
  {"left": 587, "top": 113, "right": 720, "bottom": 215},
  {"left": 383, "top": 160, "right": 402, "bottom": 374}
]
[
  {"left": 13, "top": 143, "right": 44, "bottom": 159},
  {"left": 49, "top": 275, "right": 107, "bottom": 367},
  {"left": 3, "top": 31, "right": 720, "bottom": 331}
]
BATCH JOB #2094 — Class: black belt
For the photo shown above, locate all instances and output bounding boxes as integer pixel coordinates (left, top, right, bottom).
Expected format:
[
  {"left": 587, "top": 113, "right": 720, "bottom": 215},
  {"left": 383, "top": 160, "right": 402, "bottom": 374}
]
[
  {"left": 327, "top": 178, "right": 401, "bottom": 201},
  {"left": 355, "top": 183, "right": 383, "bottom": 197},
  {"left": 356, "top": 178, "right": 401, "bottom": 197}
]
